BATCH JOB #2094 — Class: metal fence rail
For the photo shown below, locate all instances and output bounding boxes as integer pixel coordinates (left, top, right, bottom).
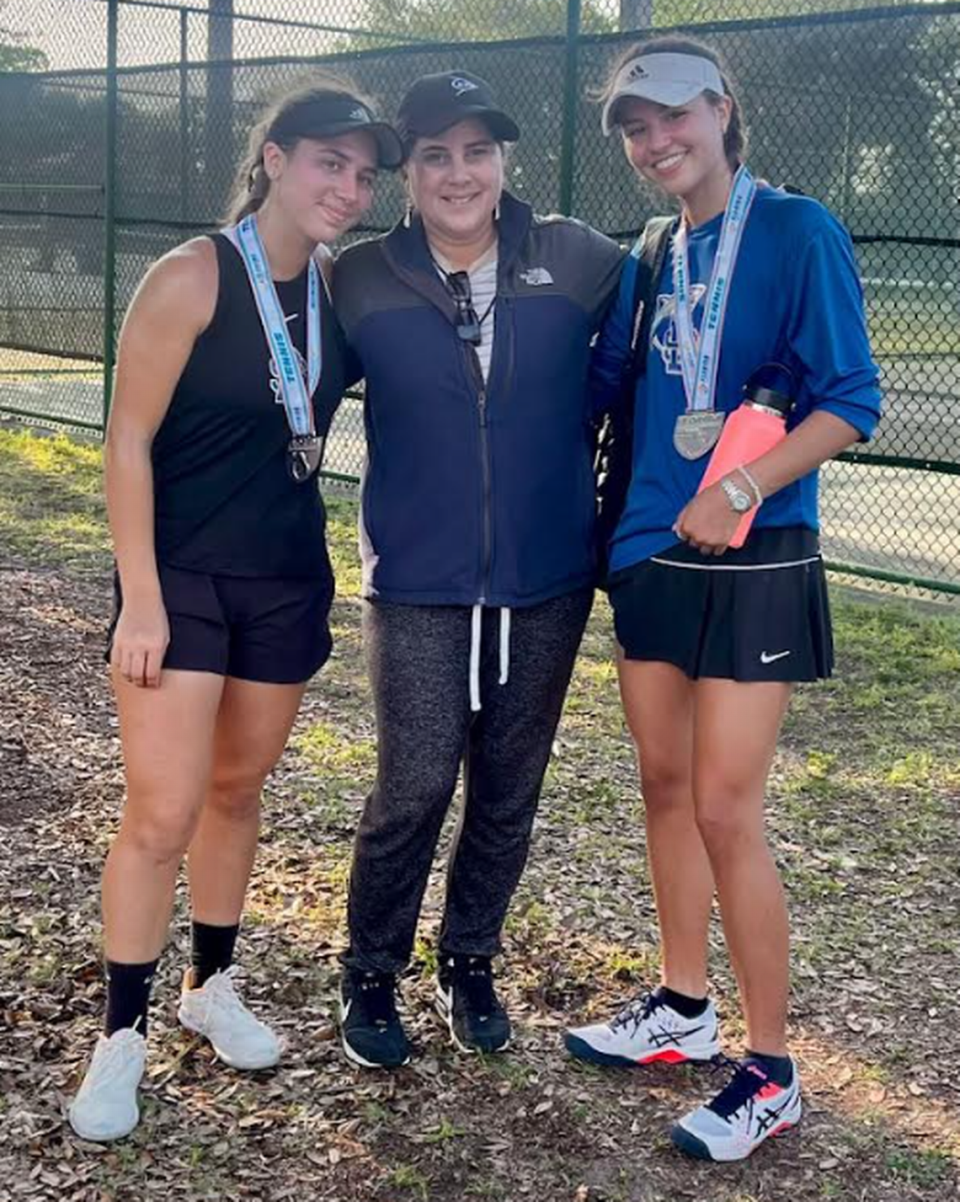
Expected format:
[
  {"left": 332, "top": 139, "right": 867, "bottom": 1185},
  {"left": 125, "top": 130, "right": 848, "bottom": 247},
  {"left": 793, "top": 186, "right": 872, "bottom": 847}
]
[{"left": 1, "top": 0, "right": 958, "bottom": 595}]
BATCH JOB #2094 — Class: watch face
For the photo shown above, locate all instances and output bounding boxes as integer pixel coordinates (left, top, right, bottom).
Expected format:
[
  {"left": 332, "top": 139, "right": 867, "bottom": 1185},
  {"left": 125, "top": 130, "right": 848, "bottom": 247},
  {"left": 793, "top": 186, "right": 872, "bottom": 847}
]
[{"left": 734, "top": 493, "right": 751, "bottom": 513}]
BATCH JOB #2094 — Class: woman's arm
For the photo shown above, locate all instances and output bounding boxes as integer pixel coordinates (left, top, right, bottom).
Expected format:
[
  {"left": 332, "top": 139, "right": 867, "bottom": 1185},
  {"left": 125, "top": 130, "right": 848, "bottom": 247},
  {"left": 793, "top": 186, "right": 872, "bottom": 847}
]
[
  {"left": 674, "top": 411, "right": 860, "bottom": 553},
  {"left": 676, "top": 208, "right": 881, "bottom": 554},
  {"left": 588, "top": 252, "right": 638, "bottom": 422},
  {"left": 104, "top": 238, "right": 217, "bottom": 686}
]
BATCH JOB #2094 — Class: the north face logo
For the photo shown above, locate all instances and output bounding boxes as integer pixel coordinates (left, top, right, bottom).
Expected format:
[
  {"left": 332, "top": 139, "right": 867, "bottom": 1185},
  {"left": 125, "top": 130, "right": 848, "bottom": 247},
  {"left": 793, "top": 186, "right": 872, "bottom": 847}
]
[
  {"left": 519, "top": 267, "right": 554, "bottom": 287},
  {"left": 451, "top": 77, "right": 480, "bottom": 95}
]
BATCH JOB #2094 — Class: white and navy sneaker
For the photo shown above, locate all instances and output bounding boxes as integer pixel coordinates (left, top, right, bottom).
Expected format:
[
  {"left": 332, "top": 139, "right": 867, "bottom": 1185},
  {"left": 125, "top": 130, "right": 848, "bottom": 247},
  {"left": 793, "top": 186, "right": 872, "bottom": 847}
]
[
  {"left": 68, "top": 1027, "right": 147, "bottom": 1142},
  {"left": 672, "top": 1056, "right": 802, "bottom": 1161},
  {"left": 436, "top": 955, "right": 511, "bottom": 1055},
  {"left": 178, "top": 966, "right": 281, "bottom": 1070},
  {"left": 564, "top": 989, "right": 720, "bottom": 1067},
  {"left": 339, "top": 969, "right": 411, "bottom": 1069}
]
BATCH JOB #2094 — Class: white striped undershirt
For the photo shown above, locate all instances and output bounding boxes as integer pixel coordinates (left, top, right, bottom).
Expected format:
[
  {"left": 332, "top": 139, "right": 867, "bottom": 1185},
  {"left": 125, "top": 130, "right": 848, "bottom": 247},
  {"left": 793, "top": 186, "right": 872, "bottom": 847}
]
[{"left": 432, "top": 241, "right": 499, "bottom": 384}]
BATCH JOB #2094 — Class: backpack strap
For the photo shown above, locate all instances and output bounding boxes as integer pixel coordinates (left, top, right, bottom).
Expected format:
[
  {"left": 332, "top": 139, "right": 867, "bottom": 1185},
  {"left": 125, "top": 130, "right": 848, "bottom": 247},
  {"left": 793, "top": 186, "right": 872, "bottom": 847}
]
[{"left": 623, "top": 214, "right": 676, "bottom": 397}]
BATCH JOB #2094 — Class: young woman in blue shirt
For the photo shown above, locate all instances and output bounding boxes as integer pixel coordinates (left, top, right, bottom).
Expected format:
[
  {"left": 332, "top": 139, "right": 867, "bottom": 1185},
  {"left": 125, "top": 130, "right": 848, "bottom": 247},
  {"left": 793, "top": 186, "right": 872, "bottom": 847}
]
[{"left": 564, "top": 37, "right": 881, "bottom": 1162}]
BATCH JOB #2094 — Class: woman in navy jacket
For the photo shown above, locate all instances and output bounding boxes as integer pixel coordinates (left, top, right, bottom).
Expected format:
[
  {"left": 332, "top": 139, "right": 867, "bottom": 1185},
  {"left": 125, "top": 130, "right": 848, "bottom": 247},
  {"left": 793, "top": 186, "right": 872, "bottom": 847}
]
[{"left": 333, "top": 71, "right": 622, "bottom": 1068}]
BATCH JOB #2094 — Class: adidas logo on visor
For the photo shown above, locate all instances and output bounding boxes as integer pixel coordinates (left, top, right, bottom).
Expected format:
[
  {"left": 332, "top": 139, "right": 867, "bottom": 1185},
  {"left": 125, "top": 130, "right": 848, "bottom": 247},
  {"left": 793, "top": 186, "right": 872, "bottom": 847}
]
[
  {"left": 451, "top": 77, "right": 480, "bottom": 95},
  {"left": 625, "top": 62, "right": 649, "bottom": 81}
]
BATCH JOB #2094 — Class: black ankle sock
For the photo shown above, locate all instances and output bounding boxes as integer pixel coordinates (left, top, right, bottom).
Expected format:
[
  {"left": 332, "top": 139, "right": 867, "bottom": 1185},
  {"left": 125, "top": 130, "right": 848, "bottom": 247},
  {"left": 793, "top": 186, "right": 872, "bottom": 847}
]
[
  {"left": 656, "top": 985, "right": 708, "bottom": 1019},
  {"left": 745, "top": 1050, "right": 793, "bottom": 1087},
  {"left": 191, "top": 921, "right": 239, "bottom": 988},
  {"left": 105, "top": 958, "right": 159, "bottom": 1037}
]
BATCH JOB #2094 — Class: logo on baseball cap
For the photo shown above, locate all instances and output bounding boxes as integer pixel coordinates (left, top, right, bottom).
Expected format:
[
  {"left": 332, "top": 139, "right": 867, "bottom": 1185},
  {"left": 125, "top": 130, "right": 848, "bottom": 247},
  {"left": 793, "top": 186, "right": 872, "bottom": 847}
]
[
  {"left": 397, "top": 71, "right": 521, "bottom": 146},
  {"left": 267, "top": 93, "right": 404, "bottom": 169},
  {"left": 601, "top": 52, "right": 726, "bottom": 135}
]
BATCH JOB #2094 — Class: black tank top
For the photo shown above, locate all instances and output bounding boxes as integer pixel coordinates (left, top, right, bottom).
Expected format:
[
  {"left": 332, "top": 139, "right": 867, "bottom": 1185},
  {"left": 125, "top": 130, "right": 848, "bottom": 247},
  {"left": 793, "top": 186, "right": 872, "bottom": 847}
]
[{"left": 151, "top": 233, "right": 353, "bottom": 579}]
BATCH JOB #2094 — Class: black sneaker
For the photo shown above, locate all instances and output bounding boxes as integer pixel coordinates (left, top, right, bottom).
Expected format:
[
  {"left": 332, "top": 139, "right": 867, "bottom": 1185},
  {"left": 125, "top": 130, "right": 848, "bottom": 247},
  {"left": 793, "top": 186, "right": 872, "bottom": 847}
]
[
  {"left": 436, "top": 955, "right": 511, "bottom": 1054},
  {"left": 339, "top": 969, "right": 410, "bottom": 1069}
]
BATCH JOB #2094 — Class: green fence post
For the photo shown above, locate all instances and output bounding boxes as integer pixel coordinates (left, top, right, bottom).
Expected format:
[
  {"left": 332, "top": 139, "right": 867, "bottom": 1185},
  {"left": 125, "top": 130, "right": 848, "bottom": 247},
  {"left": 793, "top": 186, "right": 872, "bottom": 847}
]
[
  {"left": 180, "top": 7, "right": 190, "bottom": 226},
  {"left": 558, "top": 0, "right": 582, "bottom": 216},
  {"left": 102, "top": 0, "right": 120, "bottom": 433}
]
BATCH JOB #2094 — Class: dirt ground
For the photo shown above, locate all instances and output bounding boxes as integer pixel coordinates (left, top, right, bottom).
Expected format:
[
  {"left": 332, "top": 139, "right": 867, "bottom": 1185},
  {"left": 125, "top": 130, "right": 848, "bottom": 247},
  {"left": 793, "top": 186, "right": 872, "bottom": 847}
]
[{"left": 1, "top": 429, "right": 959, "bottom": 1202}]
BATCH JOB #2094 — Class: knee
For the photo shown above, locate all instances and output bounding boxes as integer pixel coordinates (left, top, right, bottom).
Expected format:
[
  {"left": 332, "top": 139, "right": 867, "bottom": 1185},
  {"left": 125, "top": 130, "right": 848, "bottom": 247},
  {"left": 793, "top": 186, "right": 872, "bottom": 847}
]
[
  {"left": 120, "top": 799, "right": 197, "bottom": 867},
  {"left": 207, "top": 766, "right": 266, "bottom": 822},
  {"left": 693, "top": 778, "right": 761, "bottom": 858},
  {"left": 639, "top": 757, "right": 693, "bottom": 816}
]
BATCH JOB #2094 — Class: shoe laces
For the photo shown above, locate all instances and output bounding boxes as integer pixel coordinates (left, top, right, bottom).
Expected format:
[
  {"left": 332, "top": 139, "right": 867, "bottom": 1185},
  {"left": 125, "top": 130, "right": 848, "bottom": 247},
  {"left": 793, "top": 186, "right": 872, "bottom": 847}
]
[
  {"left": 451, "top": 956, "right": 498, "bottom": 1017},
  {"left": 352, "top": 971, "right": 400, "bottom": 1028},
  {"left": 200, "top": 966, "right": 250, "bottom": 1020},
  {"left": 610, "top": 990, "right": 665, "bottom": 1035},
  {"left": 706, "top": 1055, "right": 773, "bottom": 1121},
  {"left": 84, "top": 1028, "right": 144, "bottom": 1091}
]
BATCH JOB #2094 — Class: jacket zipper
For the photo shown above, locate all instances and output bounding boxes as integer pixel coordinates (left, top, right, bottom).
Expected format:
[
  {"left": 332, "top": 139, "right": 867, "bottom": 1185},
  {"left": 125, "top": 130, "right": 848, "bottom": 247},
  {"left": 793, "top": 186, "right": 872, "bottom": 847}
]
[{"left": 468, "top": 347, "right": 492, "bottom": 604}]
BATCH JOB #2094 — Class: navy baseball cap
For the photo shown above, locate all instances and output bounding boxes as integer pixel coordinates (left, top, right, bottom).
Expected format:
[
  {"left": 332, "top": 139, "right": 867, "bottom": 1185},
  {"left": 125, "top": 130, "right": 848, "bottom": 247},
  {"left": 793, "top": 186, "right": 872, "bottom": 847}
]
[{"left": 396, "top": 71, "right": 521, "bottom": 147}]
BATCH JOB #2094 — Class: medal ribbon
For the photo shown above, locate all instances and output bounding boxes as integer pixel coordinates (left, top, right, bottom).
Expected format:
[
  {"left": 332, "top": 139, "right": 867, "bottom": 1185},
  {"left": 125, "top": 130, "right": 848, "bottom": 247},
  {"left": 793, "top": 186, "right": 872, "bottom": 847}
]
[
  {"left": 226, "top": 215, "right": 322, "bottom": 437},
  {"left": 672, "top": 165, "right": 757, "bottom": 415}
]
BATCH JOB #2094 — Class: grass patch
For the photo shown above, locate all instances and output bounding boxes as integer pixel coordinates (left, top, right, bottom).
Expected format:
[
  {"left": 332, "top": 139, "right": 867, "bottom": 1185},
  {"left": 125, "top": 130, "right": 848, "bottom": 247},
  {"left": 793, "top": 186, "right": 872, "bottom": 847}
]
[{"left": 0, "top": 427, "right": 109, "bottom": 570}]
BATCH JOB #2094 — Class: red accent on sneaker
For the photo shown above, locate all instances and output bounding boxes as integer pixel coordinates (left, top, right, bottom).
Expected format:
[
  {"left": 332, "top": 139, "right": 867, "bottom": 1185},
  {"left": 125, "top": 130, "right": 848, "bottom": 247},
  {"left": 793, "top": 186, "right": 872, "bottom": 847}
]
[{"left": 638, "top": 1048, "right": 690, "bottom": 1065}]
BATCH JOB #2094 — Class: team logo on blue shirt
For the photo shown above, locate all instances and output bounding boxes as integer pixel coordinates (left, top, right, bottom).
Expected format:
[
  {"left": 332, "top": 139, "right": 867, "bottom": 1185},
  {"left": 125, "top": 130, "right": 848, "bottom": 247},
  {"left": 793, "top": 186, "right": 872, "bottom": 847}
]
[{"left": 651, "top": 285, "right": 707, "bottom": 376}]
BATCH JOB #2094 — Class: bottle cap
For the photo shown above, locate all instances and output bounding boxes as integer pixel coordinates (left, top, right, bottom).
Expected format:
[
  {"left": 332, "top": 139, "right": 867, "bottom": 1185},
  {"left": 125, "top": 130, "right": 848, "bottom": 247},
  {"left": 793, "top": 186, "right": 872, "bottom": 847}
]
[{"left": 743, "top": 363, "right": 793, "bottom": 417}]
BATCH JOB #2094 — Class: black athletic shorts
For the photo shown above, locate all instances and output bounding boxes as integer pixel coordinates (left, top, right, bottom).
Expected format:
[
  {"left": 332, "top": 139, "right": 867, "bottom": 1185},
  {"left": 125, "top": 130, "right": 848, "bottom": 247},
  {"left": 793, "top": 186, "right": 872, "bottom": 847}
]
[
  {"left": 106, "top": 563, "right": 334, "bottom": 684},
  {"left": 608, "top": 526, "right": 833, "bottom": 683}
]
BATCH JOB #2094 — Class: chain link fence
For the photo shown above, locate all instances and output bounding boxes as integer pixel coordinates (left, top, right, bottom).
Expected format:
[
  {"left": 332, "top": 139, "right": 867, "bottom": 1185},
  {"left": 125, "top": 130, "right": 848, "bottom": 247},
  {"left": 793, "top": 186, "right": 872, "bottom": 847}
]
[{"left": 1, "top": 0, "right": 958, "bottom": 594}]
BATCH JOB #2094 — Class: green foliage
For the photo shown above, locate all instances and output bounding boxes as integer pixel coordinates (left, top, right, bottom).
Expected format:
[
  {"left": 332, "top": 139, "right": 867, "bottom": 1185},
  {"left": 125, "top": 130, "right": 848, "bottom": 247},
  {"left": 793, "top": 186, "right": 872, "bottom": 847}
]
[
  {"left": 655, "top": 0, "right": 938, "bottom": 20},
  {"left": 359, "top": 0, "right": 613, "bottom": 41},
  {"left": 0, "top": 3, "right": 47, "bottom": 72}
]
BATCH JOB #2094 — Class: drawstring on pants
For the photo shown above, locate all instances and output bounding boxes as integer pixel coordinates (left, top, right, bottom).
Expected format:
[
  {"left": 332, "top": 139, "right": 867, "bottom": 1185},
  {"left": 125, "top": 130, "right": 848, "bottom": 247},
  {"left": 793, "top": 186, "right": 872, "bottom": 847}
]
[{"left": 468, "top": 604, "right": 512, "bottom": 712}]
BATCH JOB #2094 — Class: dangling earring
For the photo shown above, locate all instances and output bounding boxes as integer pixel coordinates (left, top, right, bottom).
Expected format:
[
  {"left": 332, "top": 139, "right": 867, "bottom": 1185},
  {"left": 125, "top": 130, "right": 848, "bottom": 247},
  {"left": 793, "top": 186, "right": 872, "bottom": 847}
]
[
  {"left": 403, "top": 202, "right": 413, "bottom": 229},
  {"left": 493, "top": 200, "right": 501, "bottom": 222}
]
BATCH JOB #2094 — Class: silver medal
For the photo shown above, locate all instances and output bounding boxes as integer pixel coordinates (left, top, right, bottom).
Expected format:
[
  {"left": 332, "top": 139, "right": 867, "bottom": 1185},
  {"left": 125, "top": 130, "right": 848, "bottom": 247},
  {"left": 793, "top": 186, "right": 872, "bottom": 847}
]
[
  {"left": 287, "top": 434, "right": 323, "bottom": 483},
  {"left": 673, "top": 410, "right": 725, "bottom": 460}
]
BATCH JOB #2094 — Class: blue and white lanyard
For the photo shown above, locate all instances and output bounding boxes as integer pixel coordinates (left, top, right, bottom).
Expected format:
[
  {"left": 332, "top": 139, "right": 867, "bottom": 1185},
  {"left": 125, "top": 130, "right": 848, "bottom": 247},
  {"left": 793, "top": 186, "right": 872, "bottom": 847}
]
[
  {"left": 672, "top": 165, "right": 757, "bottom": 414},
  {"left": 226, "top": 215, "right": 322, "bottom": 436}
]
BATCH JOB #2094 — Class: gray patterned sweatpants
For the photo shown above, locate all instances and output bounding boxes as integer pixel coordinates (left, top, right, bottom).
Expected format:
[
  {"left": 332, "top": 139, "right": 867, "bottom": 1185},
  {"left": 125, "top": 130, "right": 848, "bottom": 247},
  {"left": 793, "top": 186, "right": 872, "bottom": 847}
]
[{"left": 344, "top": 589, "right": 593, "bottom": 973}]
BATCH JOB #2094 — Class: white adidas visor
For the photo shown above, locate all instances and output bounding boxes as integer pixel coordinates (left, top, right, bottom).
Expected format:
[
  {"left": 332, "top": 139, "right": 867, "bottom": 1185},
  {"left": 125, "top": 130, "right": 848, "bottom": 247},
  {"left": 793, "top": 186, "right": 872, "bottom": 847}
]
[{"left": 601, "top": 53, "right": 726, "bottom": 135}]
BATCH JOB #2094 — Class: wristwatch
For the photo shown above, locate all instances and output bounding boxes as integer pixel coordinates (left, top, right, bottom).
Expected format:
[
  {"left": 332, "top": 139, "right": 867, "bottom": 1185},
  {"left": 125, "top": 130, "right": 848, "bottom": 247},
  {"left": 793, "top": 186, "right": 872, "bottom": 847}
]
[{"left": 720, "top": 476, "right": 754, "bottom": 514}]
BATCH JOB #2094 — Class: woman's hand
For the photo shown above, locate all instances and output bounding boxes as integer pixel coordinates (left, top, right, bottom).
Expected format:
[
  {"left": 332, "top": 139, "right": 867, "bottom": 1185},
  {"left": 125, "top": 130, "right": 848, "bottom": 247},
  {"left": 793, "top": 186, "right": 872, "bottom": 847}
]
[
  {"left": 111, "top": 596, "right": 170, "bottom": 688},
  {"left": 673, "top": 482, "right": 741, "bottom": 556}
]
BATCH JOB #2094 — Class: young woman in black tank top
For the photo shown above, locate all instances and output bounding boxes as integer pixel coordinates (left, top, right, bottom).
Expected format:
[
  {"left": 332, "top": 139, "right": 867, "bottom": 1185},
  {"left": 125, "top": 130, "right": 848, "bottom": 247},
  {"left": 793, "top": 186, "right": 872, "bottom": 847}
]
[{"left": 69, "top": 78, "right": 402, "bottom": 1143}]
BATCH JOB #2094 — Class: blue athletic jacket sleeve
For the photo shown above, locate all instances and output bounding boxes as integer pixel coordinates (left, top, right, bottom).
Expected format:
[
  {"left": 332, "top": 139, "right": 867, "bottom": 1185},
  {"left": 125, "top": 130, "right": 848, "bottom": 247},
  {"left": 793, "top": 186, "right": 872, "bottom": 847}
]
[{"left": 784, "top": 212, "right": 881, "bottom": 441}]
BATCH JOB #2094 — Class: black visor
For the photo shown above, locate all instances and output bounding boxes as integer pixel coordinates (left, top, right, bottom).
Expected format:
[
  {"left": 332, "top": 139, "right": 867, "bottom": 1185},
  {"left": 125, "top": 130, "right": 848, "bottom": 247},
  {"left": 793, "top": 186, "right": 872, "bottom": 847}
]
[{"left": 268, "top": 95, "right": 404, "bottom": 170}]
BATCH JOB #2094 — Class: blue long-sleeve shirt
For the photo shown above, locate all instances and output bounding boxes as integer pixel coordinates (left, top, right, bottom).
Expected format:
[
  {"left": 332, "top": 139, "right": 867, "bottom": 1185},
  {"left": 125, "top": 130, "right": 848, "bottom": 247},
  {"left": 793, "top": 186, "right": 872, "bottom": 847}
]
[{"left": 590, "top": 187, "right": 882, "bottom": 572}]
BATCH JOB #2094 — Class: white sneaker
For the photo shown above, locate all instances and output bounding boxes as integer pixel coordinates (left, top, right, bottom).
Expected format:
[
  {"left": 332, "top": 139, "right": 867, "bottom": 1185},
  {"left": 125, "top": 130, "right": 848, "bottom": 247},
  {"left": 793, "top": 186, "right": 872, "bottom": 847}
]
[
  {"left": 672, "top": 1056, "right": 802, "bottom": 1161},
  {"left": 68, "top": 1027, "right": 146, "bottom": 1142},
  {"left": 564, "top": 990, "right": 720, "bottom": 1067},
  {"left": 177, "top": 966, "right": 281, "bottom": 1070}
]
